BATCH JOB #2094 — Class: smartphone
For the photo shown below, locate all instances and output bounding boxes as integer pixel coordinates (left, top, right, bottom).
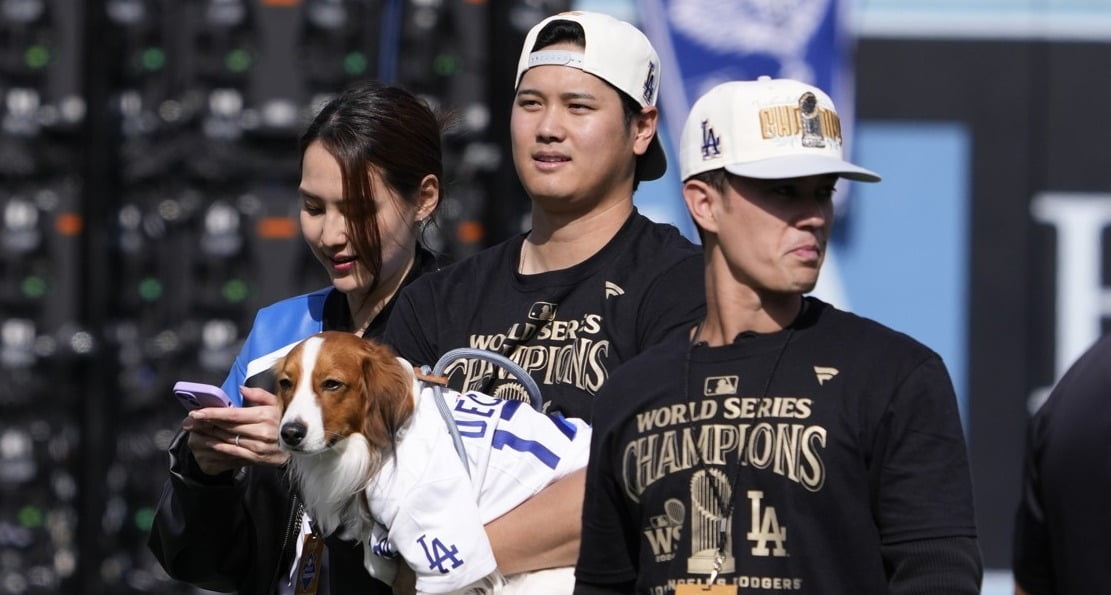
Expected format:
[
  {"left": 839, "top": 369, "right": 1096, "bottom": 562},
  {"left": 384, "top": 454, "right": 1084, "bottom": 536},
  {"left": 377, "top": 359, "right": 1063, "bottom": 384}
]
[{"left": 173, "top": 381, "right": 236, "bottom": 410}]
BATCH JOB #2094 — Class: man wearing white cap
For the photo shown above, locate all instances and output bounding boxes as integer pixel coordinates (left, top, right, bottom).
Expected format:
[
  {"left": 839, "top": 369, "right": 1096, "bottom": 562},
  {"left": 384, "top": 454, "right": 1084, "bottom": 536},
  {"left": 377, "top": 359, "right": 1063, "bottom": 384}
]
[
  {"left": 382, "top": 10, "right": 705, "bottom": 588},
  {"left": 575, "top": 79, "right": 982, "bottom": 594}
]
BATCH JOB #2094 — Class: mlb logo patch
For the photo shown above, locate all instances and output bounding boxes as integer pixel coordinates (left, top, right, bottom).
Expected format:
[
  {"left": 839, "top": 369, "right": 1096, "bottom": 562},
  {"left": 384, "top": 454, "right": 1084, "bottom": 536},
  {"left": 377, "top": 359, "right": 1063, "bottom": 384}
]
[
  {"left": 704, "top": 375, "right": 738, "bottom": 396},
  {"left": 528, "top": 302, "right": 558, "bottom": 321}
]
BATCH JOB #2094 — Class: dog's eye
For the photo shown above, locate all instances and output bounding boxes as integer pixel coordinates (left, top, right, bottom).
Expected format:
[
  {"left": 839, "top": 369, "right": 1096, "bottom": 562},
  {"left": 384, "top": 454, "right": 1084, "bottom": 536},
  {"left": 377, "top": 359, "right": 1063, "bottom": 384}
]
[
  {"left": 322, "top": 379, "right": 344, "bottom": 391},
  {"left": 278, "top": 378, "right": 292, "bottom": 392}
]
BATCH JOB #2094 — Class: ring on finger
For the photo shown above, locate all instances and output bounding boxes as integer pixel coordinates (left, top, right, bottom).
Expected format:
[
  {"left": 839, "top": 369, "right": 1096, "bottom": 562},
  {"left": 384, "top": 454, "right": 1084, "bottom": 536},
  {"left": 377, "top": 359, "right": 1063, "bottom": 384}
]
[{"left": 235, "top": 434, "right": 241, "bottom": 447}]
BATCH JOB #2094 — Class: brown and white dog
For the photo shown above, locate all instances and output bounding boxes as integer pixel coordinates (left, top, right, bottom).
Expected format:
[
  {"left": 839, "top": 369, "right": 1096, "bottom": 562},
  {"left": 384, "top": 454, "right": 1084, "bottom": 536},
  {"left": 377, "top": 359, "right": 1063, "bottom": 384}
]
[{"left": 275, "top": 331, "right": 589, "bottom": 595}]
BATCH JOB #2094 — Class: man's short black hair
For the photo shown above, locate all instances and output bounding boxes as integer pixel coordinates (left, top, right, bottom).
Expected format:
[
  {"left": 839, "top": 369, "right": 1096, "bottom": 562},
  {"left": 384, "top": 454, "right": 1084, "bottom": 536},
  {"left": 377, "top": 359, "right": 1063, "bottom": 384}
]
[{"left": 687, "top": 168, "right": 730, "bottom": 193}]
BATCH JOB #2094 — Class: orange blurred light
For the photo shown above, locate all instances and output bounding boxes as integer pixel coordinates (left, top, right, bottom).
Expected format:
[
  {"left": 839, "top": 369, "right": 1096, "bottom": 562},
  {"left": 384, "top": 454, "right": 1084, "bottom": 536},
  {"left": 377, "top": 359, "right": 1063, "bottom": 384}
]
[
  {"left": 55, "top": 213, "right": 83, "bottom": 236},
  {"left": 456, "top": 220, "right": 485, "bottom": 245},
  {"left": 257, "top": 217, "right": 299, "bottom": 239}
]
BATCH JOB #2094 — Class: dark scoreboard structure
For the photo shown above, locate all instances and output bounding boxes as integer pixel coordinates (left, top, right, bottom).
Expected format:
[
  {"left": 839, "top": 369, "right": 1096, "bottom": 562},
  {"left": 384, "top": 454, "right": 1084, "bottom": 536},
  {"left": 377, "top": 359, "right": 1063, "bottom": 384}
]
[{"left": 0, "top": 1, "right": 566, "bottom": 593}]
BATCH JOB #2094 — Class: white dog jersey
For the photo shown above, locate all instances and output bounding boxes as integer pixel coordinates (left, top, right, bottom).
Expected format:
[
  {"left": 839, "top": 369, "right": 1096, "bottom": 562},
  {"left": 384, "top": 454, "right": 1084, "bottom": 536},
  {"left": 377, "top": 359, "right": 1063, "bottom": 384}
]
[{"left": 360, "top": 359, "right": 591, "bottom": 594}]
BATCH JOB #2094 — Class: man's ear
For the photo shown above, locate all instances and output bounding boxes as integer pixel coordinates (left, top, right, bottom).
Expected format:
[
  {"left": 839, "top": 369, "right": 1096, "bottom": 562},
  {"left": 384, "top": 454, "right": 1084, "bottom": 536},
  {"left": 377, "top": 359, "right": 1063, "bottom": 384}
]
[
  {"left": 683, "top": 178, "right": 720, "bottom": 236},
  {"left": 631, "top": 106, "right": 659, "bottom": 157},
  {"left": 415, "top": 174, "right": 440, "bottom": 222}
]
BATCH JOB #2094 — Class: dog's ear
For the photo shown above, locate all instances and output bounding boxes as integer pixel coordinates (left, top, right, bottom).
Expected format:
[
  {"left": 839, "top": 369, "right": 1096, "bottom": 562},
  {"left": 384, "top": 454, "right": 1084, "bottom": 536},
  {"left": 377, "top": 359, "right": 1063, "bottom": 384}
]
[{"left": 359, "top": 341, "right": 415, "bottom": 450}]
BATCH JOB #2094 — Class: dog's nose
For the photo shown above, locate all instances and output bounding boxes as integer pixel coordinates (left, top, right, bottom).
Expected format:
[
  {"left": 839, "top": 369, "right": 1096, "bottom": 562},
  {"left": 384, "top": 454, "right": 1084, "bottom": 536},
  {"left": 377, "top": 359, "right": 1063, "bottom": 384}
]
[{"left": 280, "top": 421, "right": 307, "bottom": 447}]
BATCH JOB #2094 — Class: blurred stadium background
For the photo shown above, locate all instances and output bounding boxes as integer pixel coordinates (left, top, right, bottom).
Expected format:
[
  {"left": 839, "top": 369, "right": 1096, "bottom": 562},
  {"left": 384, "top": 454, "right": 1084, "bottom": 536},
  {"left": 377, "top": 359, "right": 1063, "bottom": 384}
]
[{"left": 2, "top": 0, "right": 1110, "bottom": 593}]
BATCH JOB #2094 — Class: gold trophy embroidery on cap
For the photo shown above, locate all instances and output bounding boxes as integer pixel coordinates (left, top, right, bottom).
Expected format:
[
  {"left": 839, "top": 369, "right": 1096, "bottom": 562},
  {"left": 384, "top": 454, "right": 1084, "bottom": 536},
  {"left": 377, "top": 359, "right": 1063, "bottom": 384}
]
[
  {"left": 758, "top": 96, "right": 843, "bottom": 146},
  {"left": 799, "top": 92, "right": 826, "bottom": 148}
]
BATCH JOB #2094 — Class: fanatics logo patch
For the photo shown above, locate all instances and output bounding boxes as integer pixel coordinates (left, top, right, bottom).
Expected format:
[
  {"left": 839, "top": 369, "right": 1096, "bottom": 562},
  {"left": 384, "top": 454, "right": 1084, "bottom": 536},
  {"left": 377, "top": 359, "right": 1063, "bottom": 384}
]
[
  {"left": 604, "top": 281, "right": 625, "bottom": 299},
  {"left": 813, "top": 366, "right": 838, "bottom": 385}
]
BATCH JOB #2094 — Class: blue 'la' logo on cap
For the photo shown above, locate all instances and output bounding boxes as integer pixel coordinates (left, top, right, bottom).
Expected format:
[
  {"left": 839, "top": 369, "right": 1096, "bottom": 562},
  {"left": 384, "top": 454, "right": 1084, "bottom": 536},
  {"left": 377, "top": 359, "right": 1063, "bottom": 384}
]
[
  {"left": 701, "top": 120, "right": 722, "bottom": 160},
  {"left": 642, "top": 61, "right": 657, "bottom": 105}
]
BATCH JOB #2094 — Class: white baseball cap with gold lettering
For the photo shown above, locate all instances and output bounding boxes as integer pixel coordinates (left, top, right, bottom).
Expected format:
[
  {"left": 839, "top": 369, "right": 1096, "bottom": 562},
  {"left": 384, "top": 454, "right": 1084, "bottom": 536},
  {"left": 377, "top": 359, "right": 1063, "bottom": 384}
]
[
  {"left": 515, "top": 11, "right": 666, "bottom": 181},
  {"left": 679, "top": 77, "right": 880, "bottom": 183}
]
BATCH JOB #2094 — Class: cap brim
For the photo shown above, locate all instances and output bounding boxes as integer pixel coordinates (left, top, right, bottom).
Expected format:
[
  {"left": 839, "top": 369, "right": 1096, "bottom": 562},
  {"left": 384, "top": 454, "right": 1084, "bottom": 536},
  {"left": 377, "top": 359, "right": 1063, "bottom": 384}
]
[
  {"left": 638, "top": 135, "right": 667, "bottom": 181},
  {"left": 724, "top": 155, "right": 881, "bottom": 183}
]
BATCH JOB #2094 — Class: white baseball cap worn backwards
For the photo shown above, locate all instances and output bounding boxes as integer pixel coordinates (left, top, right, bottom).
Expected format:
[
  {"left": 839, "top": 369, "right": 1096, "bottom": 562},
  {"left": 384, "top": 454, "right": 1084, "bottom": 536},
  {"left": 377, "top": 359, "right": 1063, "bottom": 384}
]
[
  {"left": 515, "top": 11, "right": 666, "bottom": 181},
  {"left": 679, "top": 77, "right": 880, "bottom": 183}
]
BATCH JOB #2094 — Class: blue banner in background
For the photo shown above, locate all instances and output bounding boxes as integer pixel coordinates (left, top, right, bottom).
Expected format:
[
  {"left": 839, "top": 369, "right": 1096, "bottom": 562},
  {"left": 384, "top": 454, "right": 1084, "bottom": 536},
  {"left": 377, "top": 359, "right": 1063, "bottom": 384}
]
[
  {"left": 625, "top": 0, "right": 852, "bottom": 246},
  {"left": 636, "top": 0, "right": 847, "bottom": 158}
]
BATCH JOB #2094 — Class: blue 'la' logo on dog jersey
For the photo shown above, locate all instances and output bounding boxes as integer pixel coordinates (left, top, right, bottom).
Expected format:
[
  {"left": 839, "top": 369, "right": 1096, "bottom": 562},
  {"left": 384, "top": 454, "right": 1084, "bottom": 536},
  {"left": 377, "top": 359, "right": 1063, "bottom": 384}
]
[{"left": 417, "top": 533, "right": 464, "bottom": 574}]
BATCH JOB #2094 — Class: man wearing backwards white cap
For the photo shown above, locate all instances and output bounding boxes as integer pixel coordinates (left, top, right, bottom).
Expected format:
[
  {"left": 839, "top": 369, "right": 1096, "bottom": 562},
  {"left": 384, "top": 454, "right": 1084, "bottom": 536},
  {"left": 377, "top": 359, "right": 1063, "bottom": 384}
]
[
  {"left": 575, "top": 79, "right": 982, "bottom": 594},
  {"left": 382, "top": 10, "right": 705, "bottom": 591}
]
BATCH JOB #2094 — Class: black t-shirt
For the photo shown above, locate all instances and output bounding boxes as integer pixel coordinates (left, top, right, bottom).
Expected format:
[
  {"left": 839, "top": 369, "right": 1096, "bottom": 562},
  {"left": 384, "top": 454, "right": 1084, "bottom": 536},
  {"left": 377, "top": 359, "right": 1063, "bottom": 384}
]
[
  {"left": 383, "top": 210, "right": 705, "bottom": 421},
  {"left": 577, "top": 298, "right": 977, "bottom": 593},
  {"left": 1013, "top": 333, "right": 1111, "bottom": 595}
]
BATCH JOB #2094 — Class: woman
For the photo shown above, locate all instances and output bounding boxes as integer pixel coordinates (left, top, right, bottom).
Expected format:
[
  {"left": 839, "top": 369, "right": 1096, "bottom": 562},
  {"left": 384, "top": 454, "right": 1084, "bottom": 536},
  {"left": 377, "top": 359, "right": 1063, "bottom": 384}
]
[{"left": 148, "top": 81, "right": 443, "bottom": 595}]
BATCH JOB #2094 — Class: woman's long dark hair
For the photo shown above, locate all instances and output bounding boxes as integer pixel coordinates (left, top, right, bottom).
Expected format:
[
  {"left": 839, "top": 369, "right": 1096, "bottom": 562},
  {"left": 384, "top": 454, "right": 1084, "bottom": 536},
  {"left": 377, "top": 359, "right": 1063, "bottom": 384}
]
[{"left": 299, "top": 81, "right": 444, "bottom": 296}]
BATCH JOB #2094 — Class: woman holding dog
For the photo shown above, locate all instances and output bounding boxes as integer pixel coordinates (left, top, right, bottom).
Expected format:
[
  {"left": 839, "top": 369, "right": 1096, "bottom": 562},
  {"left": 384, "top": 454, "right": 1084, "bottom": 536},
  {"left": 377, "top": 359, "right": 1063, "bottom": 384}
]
[{"left": 149, "top": 81, "right": 442, "bottom": 595}]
